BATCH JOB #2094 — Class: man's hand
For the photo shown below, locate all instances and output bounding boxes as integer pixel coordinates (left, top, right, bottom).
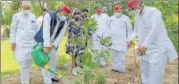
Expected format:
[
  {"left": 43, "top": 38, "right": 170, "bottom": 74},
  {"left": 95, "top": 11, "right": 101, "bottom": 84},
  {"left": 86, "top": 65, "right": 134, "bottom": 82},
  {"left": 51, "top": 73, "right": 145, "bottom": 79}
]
[
  {"left": 51, "top": 45, "right": 56, "bottom": 49},
  {"left": 137, "top": 45, "right": 147, "bottom": 56},
  {"left": 43, "top": 45, "right": 56, "bottom": 54},
  {"left": 43, "top": 47, "right": 51, "bottom": 54},
  {"left": 127, "top": 41, "right": 134, "bottom": 48},
  {"left": 11, "top": 43, "right": 16, "bottom": 51}
]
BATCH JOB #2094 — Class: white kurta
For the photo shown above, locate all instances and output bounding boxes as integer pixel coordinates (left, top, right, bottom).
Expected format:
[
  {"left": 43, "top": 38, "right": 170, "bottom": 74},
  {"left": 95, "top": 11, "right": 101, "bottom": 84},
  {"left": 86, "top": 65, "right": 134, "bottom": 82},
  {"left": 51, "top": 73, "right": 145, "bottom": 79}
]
[
  {"left": 108, "top": 14, "right": 132, "bottom": 72},
  {"left": 10, "top": 10, "right": 38, "bottom": 84},
  {"left": 109, "top": 14, "right": 132, "bottom": 52},
  {"left": 10, "top": 11, "right": 38, "bottom": 62},
  {"left": 131, "top": 6, "right": 178, "bottom": 84},
  {"left": 42, "top": 13, "right": 68, "bottom": 84}
]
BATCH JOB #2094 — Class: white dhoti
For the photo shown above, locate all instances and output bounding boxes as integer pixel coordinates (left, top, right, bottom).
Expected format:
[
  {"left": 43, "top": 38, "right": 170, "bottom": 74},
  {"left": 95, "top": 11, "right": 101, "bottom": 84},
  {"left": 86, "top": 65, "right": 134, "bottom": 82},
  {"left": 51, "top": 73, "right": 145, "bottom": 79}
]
[
  {"left": 110, "top": 49, "right": 126, "bottom": 72},
  {"left": 15, "top": 46, "right": 33, "bottom": 84},
  {"left": 140, "top": 49, "right": 167, "bottom": 84},
  {"left": 42, "top": 48, "right": 58, "bottom": 84},
  {"left": 19, "top": 59, "right": 32, "bottom": 84}
]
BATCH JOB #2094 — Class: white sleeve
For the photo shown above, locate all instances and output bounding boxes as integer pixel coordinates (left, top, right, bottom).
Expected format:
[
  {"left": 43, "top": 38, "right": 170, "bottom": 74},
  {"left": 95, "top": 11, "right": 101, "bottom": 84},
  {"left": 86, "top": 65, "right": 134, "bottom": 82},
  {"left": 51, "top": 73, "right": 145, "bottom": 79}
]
[
  {"left": 43, "top": 13, "right": 51, "bottom": 47},
  {"left": 52, "top": 21, "right": 68, "bottom": 48},
  {"left": 126, "top": 17, "right": 132, "bottom": 41},
  {"left": 10, "top": 14, "right": 18, "bottom": 44},
  {"left": 130, "top": 27, "right": 137, "bottom": 41},
  {"left": 142, "top": 11, "right": 161, "bottom": 48}
]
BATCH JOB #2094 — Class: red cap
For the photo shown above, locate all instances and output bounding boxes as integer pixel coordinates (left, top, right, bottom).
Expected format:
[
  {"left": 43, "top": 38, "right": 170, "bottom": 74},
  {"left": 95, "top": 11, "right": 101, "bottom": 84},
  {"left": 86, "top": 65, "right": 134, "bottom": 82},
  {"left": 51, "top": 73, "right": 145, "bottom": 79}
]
[
  {"left": 128, "top": 0, "right": 141, "bottom": 8},
  {"left": 95, "top": 8, "right": 103, "bottom": 15},
  {"left": 113, "top": 5, "right": 121, "bottom": 12},
  {"left": 60, "top": 5, "right": 71, "bottom": 15}
]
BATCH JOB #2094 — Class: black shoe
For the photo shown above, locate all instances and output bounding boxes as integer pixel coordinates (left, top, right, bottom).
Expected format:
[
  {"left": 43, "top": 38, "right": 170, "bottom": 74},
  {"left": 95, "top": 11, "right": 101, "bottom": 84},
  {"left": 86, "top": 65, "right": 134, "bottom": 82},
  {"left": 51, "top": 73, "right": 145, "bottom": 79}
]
[
  {"left": 111, "top": 69, "right": 124, "bottom": 73},
  {"left": 51, "top": 78, "right": 59, "bottom": 82}
]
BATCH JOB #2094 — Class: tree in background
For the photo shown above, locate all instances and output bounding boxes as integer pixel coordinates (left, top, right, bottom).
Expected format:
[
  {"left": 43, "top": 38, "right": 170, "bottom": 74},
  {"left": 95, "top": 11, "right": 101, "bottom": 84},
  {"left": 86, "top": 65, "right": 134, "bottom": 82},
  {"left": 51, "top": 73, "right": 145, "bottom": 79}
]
[{"left": 1, "top": 1, "right": 178, "bottom": 51}]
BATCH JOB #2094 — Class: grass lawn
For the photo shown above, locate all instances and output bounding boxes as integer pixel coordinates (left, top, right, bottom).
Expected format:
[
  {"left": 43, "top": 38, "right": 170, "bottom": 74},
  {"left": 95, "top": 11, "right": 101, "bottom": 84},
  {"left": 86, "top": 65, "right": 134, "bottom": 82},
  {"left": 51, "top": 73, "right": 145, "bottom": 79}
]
[
  {"left": 1, "top": 36, "right": 70, "bottom": 76},
  {"left": 1, "top": 39, "right": 20, "bottom": 76}
]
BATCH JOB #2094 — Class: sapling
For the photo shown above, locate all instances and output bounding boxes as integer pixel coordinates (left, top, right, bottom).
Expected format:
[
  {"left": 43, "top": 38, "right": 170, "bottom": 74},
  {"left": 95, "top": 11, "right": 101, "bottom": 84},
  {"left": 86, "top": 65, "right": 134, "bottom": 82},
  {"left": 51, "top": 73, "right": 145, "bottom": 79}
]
[{"left": 70, "top": 10, "right": 112, "bottom": 84}]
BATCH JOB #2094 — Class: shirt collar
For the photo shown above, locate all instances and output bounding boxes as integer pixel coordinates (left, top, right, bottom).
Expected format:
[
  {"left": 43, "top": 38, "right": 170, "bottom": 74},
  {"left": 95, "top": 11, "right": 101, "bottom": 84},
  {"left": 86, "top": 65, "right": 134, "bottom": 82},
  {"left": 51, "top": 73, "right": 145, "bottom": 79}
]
[{"left": 139, "top": 6, "right": 147, "bottom": 16}]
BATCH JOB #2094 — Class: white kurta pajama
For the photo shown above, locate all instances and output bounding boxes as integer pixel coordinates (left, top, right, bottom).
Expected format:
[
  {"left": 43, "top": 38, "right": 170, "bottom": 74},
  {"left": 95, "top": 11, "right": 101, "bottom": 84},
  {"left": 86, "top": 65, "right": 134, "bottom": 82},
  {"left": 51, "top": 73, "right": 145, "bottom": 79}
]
[
  {"left": 108, "top": 14, "right": 132, "bottom": 72},
  {"left": 10, "top": 10, "right": 37, "bottom": 84},
  {"left": 91, "top": 13, "right": 109, "bottom": 66},
  {"left": 42, "top": 13, "right": 67, "bottom": 84},
  {"left": 131, "top": 6, "right": 178, "bottom": 84}
]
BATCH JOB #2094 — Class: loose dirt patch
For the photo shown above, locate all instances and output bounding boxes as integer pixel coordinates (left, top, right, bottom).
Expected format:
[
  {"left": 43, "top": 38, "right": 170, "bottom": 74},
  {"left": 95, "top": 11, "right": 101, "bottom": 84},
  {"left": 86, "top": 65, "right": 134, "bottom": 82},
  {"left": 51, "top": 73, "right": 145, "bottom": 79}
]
[{"left": 1, "top": 49, "right": 178, "bottom": 84}]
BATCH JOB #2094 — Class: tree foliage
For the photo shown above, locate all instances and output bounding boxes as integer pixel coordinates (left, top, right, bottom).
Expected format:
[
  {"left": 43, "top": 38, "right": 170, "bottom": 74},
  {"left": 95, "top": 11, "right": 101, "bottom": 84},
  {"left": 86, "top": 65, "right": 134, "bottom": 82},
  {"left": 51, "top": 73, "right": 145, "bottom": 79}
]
[{"left": 1, "top": 1, "right": 178, "bottom": 51}]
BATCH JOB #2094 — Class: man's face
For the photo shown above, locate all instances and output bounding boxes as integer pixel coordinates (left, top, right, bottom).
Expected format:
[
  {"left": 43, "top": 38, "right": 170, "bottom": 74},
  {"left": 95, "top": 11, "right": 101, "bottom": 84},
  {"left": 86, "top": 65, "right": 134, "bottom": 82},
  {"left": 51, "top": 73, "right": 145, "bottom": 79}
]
[
  {"left": 114, "top": 9, "right": 122, "bottom": 13},
  {"left": 58, "top": 11, "right": 69, "bottom": 17},
  {"left": 130, "top": 2, "right": 141, "bottom": 12},
  {"left": 22, "top": 1, "right": 30, "bottom": 10},
  {"left": 62, "top": 11, "right": 69, "bottom": 17},
  {"left": 129, "top": 2, "right": 142, "bottom": 15},
  {"left": 96, "top": 8, "right": 103, "bottom": 15}
]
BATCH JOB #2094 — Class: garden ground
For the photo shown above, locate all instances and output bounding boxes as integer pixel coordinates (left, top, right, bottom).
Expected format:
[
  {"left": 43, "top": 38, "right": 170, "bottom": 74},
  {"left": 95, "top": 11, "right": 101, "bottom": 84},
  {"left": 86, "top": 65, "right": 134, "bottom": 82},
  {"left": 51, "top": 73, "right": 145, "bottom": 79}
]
[{"left": 1, "top": 39, "right": 178, "bottom": 84}]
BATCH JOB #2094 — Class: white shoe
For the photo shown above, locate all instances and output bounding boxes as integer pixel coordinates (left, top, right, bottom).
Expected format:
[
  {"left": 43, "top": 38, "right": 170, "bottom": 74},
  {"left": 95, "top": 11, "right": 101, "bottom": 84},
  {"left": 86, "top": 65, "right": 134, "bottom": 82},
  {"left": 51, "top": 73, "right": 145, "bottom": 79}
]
[{"left": 72, "top": 67, "right": 77, "bottom": 76}]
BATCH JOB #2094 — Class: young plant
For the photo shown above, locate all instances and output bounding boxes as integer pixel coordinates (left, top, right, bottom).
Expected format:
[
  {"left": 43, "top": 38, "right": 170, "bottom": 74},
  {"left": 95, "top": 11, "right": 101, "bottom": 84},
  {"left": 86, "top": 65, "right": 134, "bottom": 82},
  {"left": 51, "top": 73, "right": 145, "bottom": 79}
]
[
  {"left": 94, "top": 35, "right": 112, "bottom": 66},
  {"left": 95, "top": 72, "right": 105, "bottom": 84},
  {"left": 70, "top": 12, "right": 111, "bottom": 84}
]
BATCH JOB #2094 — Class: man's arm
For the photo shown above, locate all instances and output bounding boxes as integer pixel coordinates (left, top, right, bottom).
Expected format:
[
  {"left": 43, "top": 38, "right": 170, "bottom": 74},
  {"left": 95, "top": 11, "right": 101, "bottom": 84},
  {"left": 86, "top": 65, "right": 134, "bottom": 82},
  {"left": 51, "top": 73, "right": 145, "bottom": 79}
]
[
  {"left": 43, "top": 13, "right": 51, "bottom": 47},
  {"left": 128, "top": 17, "right": 137, "bottom": 48},
  {"left": 142, "top": 10, "right": 162, "bottom": 48},
  {"left": 10, "top": 14, "right": 18, "bottom": 44},
  {"left": 52, "top": 21, "right": 68, "bottom": 48}
]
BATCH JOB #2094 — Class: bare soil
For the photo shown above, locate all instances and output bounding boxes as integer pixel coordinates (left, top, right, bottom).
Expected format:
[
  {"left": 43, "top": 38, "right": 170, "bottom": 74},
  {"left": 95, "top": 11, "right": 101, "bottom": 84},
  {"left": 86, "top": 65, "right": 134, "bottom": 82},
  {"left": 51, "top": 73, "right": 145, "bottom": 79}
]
[{"left": 1, "top": 49, "right": 178, "bottom": 84}]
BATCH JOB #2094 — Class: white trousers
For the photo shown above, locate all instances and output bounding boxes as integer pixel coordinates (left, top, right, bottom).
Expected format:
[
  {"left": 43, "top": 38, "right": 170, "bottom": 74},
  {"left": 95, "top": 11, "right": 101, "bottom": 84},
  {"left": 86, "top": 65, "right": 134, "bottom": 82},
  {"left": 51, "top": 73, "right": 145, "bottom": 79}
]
[
  {"left": 42, "top": 48, "right": 58, "bottom": 84},
  {"left": 110, "top": 49, "right": 126, "bottom": 72},
  {"left": 140, "top": 50, "right": 167, "bottom": 84},
  {"left": 19, "top": 59, "right": 32, "bottom": 84},
  {"left": 93, "top": 50, "right": 106, "bottom": 66}
]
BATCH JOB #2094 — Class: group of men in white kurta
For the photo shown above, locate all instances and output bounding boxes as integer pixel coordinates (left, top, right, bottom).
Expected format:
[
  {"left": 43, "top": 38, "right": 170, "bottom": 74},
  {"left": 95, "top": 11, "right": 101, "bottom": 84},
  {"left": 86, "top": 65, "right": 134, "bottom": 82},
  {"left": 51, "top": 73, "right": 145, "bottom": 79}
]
[{"left": 10, "top": 0, "right": 178, "bottom": 84}]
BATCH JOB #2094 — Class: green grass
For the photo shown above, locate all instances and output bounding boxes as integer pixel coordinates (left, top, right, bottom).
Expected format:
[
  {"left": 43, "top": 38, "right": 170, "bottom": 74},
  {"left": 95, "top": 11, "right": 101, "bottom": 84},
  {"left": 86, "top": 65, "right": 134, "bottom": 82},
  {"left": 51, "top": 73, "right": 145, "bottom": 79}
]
[
  {"left": 1, "top": 39, "right": 20, "bottom": 75},
  {"left": 1, "top": 36, "right": 70, "bottom": 76}
]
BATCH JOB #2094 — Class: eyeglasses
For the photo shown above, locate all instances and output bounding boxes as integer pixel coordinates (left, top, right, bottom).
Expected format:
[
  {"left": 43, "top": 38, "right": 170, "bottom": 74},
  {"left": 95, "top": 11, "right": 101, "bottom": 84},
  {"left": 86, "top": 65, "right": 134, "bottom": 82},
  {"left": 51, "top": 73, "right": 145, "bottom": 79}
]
[{"left": 131, "top": 8, "right": 136, "bottom": 10}]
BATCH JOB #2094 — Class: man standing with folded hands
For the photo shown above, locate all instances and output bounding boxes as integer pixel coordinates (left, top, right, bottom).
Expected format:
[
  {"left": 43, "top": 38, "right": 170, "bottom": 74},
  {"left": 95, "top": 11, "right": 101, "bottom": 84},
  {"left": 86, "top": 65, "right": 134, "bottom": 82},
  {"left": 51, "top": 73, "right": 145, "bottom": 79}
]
[{"left": 108, "top": 5, "right": 132, "bottom": 73}]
